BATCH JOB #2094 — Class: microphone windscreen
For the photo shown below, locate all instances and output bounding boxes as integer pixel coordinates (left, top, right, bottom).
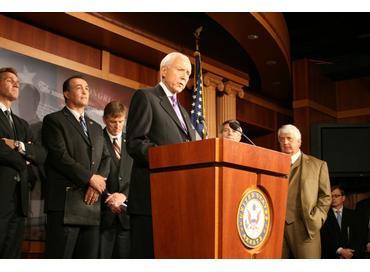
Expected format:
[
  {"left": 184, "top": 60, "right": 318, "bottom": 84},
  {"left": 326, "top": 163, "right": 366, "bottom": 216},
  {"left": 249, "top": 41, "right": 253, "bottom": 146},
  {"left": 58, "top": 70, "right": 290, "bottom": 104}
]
[{"left": 229, "top": 121, "right": 242, "bottom": 133}]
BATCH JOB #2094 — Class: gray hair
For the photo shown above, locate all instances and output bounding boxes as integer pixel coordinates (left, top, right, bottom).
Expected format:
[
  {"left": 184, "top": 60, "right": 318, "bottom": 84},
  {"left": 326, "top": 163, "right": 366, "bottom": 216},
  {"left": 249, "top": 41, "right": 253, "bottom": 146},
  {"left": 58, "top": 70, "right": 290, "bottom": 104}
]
[
  {"left": 160, "top": 52, "right": 190, "bottom": 79},
  {"left": 278, "top": 124, "right": 302, "bottom": 141}
]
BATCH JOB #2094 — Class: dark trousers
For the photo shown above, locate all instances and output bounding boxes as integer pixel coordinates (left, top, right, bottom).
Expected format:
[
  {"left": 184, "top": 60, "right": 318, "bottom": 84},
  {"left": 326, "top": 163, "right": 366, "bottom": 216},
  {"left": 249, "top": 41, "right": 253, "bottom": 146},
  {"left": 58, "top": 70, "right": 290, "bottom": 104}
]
[
  {"left": 99, "top": 222, "right": 130, "bottom": 258},
  {"left": 0, "top": 212, "right": 25, "bottom": 258},
  {"left": 0, "top": 184, "right": 25, "bottom": 258},
  {"left": 130, "top": 215, "right": 154, "bottom": 258},
  {"left": 45, "top": 211, "right": 99, "bottom": 258}
]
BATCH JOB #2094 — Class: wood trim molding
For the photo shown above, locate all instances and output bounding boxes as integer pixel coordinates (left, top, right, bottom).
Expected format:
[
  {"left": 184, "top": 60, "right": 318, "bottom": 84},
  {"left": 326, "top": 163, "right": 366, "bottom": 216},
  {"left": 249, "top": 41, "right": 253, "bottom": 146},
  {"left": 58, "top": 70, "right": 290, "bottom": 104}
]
[
  {"left": 337, "top": 107, "right": 370, "bottom": 119},
  {"left": 242, "top": 92, "right": 292, "bottom": 116},
  {"left": 0, "top": 36, "right": 147, "bottom": 90},
  {"left": 293, "top": 99, "right": 336, "bottom": 117},
  {"left": 293, "top": 99, "right": 370, "bottom": 119},
  {"left": 67, "top": 12, "right": 249, "bottom": 87}
]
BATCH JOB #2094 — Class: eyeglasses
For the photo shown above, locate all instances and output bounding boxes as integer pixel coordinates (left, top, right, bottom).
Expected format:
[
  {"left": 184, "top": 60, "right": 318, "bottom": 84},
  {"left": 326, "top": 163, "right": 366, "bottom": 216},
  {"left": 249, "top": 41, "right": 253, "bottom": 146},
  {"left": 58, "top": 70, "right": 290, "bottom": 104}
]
[{"left": 332, "top": 194, "right": 343, "bottom": 198}]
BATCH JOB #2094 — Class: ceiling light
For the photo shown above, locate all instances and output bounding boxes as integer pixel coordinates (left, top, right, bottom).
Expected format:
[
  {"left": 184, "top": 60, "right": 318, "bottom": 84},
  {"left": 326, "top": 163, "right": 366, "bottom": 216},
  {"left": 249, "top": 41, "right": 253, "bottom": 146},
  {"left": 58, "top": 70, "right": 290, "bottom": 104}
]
[
  {"left": 247, "top": 34, "right": 259, "bottom": 40},
  {"left": 266, "top": 60, "right": 277, "bottom": 65}
]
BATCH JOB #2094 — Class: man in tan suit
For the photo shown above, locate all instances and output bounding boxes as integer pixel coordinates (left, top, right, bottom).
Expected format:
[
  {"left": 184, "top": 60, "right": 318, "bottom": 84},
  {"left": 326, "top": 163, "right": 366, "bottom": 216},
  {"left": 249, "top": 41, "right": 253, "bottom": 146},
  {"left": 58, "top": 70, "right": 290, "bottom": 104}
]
[{"left": 278, "top": 124, "right": 331, "bottom": 258}]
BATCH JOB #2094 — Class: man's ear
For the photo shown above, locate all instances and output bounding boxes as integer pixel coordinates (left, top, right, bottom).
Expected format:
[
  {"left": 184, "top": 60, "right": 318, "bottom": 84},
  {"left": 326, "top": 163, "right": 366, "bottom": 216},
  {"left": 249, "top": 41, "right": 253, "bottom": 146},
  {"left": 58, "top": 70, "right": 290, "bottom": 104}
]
[{"left": 63, "top": 90, "right": 69, "bottom": 100}]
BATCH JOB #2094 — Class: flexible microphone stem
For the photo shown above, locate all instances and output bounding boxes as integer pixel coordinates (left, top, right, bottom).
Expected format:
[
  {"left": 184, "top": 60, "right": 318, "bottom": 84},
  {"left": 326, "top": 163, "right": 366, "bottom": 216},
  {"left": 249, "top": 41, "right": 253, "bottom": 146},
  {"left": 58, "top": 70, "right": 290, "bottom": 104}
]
[
  {"left": 240, "top": 132, "right": 256, "bottom": 146},
  {"left": 228, "top": 121, "right": 256, "bottom": 146}
]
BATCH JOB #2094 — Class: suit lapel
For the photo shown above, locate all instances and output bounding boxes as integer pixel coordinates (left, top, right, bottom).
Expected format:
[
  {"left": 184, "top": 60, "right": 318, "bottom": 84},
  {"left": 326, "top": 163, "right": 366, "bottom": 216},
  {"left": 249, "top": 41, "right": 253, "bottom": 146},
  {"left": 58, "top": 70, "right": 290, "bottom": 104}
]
[
  {"left": 179, "top": 104, "right": 196, "bottom": 140},
  {"left": 62, "top": 107, "right": 91, "bottom": 146},
  {"left": 12, "top": 113, "right": 23, "bottom": 140},
  {"left": 300, "top": 154, "right": 312, "bottom": 183},
  {"left": 119, "top": 137, "right": 129, "bottom": 171},
  {"left": 156, "top": 85, "right": 188, "bottom": 135}
]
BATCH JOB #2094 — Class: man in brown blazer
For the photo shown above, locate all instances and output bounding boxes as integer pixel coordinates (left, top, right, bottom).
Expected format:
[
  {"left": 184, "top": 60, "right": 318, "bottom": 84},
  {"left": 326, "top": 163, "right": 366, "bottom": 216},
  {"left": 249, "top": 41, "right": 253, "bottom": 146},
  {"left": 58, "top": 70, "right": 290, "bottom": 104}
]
[{"left": 278, "top": 124, "right": 331, "bottom": 258}]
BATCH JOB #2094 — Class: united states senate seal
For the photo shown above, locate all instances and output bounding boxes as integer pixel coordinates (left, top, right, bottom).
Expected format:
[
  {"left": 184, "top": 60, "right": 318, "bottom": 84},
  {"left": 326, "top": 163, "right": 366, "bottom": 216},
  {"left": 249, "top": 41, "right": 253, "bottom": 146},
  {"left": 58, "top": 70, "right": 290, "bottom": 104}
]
[{"left": 237, "top": 188, "right": 271, "bottom": 249}]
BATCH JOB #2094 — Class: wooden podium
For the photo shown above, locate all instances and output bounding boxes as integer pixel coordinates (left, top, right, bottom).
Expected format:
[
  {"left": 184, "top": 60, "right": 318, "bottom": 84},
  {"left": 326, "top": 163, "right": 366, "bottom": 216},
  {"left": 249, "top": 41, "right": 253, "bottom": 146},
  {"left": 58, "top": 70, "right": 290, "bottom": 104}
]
[{"left": 148, "top": 138, "right": 290, "bottom": 258}]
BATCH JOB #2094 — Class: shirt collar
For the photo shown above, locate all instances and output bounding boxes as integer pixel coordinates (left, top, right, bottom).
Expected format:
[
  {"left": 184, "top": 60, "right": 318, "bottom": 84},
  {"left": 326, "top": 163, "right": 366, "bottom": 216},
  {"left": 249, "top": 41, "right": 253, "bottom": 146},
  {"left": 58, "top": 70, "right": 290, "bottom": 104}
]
[
  {"left": 291, "top": 149, "right": 302, "bottom": 164},
  {"left": 333, "top": 207, "right": 343, "bottom": 213},
  {"left": 66, "top": 106, "right": 84, "bottom": 122},
  {"left": 106, "top": 130, "right": 122, "bottom": 143},
  {"left": 0, "top": 102, "right": 10, "bottom": 112}
]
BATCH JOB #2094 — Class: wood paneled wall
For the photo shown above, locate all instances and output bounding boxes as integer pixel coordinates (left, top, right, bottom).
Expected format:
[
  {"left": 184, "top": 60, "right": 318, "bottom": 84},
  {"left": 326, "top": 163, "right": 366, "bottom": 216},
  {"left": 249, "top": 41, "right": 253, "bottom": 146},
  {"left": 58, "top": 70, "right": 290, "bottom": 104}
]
[
  {"left": 236, "top": 97, "right": 292, "bottom": 150},
  {"left": 0, "top": 15, "right": 102, "bottom": 69},
  {"left": 292, "top": 58, "right": 370, "bottom": 154}
]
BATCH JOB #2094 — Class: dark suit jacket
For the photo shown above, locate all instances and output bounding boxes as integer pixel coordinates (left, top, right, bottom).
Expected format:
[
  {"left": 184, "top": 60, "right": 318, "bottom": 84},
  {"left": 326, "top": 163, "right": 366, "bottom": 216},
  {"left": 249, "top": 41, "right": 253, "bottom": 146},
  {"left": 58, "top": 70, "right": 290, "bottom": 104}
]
[
  {"left": 355, "top": 197, "right": 370, "bottom": 258},
  {"left": 42, "top": 107, "right": 110, "bottom": 212},
  {"left": 321, "top": 208, "right": 356, "bottom": 258},
  {"left": 126, "top": 84, "right": 196, "bottom": 215},
  {"left": 0, "top": 110, "right": 46, "bottom": 216},
  {"left": 101, "top": 130, "right": 133, "bottom": 230}
]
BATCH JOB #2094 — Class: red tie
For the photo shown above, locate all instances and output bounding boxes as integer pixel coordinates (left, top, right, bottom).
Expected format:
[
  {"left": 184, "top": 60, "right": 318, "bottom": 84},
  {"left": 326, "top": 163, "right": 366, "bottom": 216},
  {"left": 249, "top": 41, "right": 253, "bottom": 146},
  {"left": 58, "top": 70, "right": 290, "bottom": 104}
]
[{"left": 112, "top": 138, "right": 121, "bottom": 160}]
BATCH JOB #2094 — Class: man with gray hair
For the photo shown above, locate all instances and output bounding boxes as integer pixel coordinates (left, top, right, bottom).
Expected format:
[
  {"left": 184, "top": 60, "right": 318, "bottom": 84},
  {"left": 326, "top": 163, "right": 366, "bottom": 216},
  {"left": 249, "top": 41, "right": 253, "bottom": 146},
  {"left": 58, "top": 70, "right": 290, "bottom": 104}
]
[
  {"left": 126, "top": 52, "right": 196, "bottom": 258},
  {"left": 278, "top": 124, "right": 331, "bottom": 258}
]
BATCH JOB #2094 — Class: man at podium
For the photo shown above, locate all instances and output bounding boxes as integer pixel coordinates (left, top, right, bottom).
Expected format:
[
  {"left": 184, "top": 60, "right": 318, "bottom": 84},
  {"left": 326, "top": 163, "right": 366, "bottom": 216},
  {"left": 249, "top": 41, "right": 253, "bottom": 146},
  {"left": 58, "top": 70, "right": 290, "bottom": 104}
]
[
  {"left": 278, "top": 124, "right": 331, "bottom": 258},
  {"left": 126, "top": 52, "right": 196, "bottom": 258}
]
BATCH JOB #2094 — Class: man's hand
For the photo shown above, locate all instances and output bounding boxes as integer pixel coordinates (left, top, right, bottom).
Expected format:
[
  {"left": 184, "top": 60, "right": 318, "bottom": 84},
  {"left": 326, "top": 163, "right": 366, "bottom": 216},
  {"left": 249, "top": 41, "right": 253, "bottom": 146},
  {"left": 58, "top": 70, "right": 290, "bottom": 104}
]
[
  {"left": 105, "top": 193, "right": 127, "bottom": 214},
  {"left": 84, "top": 186, "right": 100, "bottom": 205},
  {"left": 1, "top": 138, "right": 16, "bottom": 149},
  {"left": 89, "top": 174, "right": 106, "bottom": 193},
  {"left": 340, "top": 248, "right": 354, "bottom": 259},
  {"left": 366, "top": 242, "right": 370, "bottom": 253}
]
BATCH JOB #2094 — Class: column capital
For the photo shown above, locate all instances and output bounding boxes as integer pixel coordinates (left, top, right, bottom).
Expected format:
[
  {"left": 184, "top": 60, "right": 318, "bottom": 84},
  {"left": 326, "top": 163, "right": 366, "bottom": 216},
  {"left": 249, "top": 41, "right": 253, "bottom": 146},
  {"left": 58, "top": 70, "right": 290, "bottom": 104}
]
[
  {"left": 203, "top": 72, "right": 224, "bottom": 92},
  {"left": 224, "top": 81, "right": 245, "bottom": 98}
]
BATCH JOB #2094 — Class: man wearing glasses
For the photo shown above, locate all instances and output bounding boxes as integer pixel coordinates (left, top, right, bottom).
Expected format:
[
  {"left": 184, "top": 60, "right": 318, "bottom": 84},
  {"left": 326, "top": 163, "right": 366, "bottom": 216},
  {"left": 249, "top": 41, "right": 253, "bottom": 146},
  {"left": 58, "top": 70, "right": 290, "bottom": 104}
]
[{"left": 321, "top": 185, "right": 356, "bottom": 258}]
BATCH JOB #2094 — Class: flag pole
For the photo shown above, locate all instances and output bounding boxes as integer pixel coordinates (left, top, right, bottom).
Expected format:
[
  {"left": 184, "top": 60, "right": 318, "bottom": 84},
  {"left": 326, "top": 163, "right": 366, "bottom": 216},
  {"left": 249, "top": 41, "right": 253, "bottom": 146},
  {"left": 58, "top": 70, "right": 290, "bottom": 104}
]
[{"left": 192, "top": 26, "right": 207, "bottom": 139}]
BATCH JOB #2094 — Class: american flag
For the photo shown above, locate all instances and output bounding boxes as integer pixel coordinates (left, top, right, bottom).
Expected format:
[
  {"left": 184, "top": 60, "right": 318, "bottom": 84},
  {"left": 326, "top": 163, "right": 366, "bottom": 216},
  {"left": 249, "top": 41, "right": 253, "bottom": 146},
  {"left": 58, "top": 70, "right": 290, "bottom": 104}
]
[{"left": 191, "top": 51, "right": 207, "bottom": 139}]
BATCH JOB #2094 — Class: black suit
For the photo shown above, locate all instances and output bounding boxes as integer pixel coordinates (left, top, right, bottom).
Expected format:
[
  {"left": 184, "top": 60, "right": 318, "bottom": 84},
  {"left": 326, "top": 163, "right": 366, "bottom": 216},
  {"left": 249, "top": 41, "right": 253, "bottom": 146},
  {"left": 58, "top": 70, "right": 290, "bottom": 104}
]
[
  {"left": 355, "top": 197, "right": 370, "bottom": 258},
  {"left": 126, "top": 84, "right": 196, "bottom": 258},
  {"left": 321, "top": 208, "right": 356, "bottom": 258},
  {"left": 0, "top": 110, "right": 45, "bottom": 258},
  {"left": 99, "top": 129, "right": 133, "bottom": 258},
  {"left": 42, "top": 107, "right": 110, "bottom": 258}
]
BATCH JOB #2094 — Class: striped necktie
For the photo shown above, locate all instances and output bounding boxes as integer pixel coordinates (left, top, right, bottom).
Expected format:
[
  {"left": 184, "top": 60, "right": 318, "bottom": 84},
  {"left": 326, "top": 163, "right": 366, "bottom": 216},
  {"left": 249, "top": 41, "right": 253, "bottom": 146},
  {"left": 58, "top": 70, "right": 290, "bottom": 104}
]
[
  {"left": 112, "top": 137, "right": 121, "bottom": 160},
  {"left": 79, "top": 116, "right": 88, "bottom": 137}
]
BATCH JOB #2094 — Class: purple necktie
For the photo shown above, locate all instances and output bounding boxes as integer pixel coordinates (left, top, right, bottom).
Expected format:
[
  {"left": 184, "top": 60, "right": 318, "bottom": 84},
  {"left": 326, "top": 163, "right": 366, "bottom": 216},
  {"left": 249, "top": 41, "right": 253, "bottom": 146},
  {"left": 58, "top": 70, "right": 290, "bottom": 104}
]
[{"left": 169, "top": 96, "right": 187, "bottom": 133}]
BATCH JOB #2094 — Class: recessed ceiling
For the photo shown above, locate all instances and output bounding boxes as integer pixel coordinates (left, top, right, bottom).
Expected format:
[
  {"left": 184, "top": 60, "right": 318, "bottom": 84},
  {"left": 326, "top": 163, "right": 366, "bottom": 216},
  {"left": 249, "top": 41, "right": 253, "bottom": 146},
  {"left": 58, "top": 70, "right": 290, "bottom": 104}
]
[{"left": 285, "top": 12, "right": 370, "bottom": 81}]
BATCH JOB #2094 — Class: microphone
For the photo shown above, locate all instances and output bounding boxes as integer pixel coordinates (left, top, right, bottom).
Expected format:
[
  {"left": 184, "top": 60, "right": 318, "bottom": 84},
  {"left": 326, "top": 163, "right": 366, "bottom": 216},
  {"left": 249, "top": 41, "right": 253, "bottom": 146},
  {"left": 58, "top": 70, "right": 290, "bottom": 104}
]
[
  {"left": 198, "top": 116, "right": 208, "bottom": 139},
  {"left": 228, "top": 121, "right": 256, "bottom": 146}
]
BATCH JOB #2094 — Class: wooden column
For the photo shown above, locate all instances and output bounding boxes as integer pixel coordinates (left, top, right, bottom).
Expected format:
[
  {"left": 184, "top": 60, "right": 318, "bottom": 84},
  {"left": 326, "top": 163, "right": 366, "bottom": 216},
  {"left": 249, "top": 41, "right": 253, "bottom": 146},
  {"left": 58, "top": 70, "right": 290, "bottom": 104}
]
[
  {"left": 217, "top": 81, "right": 244, "bottom": 131},
  {"left": 203, "top": 73, "right": 224, "bottom": 138}
]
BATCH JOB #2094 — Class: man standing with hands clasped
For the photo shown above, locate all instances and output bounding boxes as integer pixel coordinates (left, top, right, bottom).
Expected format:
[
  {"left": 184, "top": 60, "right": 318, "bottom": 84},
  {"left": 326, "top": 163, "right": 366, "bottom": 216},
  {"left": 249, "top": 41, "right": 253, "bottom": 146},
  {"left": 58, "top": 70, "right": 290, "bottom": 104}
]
[
  {"left": 42, "top": 75, "right": 110, "bottom": 258},
  {"left": 126, "top": 52, "right": 196, "bottom": 258},
  {"left": 100, "top": 101, "right": 133, "bottom": 258}
]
